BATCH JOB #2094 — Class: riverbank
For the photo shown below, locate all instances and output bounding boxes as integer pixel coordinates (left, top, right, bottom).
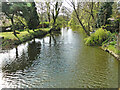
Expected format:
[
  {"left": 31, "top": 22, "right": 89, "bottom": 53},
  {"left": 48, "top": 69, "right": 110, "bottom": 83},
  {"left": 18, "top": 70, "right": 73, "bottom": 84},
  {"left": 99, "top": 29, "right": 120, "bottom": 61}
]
[
  {"left": 0, "top": 28, "right": 50, "bottom": 50},
  {"left": 101, "top": 34, "right": 120, "bottom": 60},
  {"left": 83, "top": 26, "right": 120, "bottom": 60},
  {"left": 101, "top": 46, "right": 120, "bottom": 60},
  {"left": 1, "top": 26, "right": 119, "bottom": 61},
  {"left": 0, "top": 27, "right": 118, "bottom": 88}
]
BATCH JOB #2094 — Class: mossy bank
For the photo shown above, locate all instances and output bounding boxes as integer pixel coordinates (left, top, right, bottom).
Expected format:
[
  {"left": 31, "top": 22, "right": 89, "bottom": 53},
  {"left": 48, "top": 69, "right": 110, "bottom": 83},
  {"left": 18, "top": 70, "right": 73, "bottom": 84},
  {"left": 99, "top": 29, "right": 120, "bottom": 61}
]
[
  {"left": 84, "top": 28, "right": 120, "bottom": 60},
  {"left": 0, "top": 28, "right": 50, "bottom": 50}
]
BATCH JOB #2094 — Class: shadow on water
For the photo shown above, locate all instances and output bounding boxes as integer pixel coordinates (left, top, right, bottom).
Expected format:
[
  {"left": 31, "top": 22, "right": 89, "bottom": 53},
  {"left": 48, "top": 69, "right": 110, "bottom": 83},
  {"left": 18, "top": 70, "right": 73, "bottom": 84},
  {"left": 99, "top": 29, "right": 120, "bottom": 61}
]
[
  {"left": 0, "top": 27, "right": 119, "bottom": 88},
  {"left": 47, "top": 31, "right": 61, "bottom": 46},
  {"left": 2, "top": 39, "right": 41, "bottom": 73}
]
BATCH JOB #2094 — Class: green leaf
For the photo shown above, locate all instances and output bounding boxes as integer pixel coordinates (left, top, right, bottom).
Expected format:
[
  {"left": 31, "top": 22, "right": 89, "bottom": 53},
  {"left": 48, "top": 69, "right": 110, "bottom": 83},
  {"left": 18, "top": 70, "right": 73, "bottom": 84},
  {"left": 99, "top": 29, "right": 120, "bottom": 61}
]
[{"left": 27, "top": 3, "right": 31, "bottom": 7}]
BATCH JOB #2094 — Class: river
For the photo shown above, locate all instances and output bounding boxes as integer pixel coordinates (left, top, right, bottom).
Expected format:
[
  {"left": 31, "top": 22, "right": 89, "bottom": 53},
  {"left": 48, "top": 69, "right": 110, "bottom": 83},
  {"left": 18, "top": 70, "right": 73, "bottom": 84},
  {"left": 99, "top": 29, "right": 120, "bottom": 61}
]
[{"left": 0, "top": 27, "right": 119, "bottom": 88}]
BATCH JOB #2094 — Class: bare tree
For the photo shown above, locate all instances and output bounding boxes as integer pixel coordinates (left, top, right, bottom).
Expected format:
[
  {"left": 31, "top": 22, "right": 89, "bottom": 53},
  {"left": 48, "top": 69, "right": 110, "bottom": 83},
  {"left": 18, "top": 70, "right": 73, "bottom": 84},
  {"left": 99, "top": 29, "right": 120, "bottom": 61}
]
[
  {"left": 46, "top": 2, "right": 51, "bottom": 23},
  {"left": 48, "top": 1, "right": 62, "bottom": 33},
  {"left": 52, "top": 2, "right": 62, "bottom": 27},
  {"left": 66, "top": 0, "right": 90, "bottom": 36}
]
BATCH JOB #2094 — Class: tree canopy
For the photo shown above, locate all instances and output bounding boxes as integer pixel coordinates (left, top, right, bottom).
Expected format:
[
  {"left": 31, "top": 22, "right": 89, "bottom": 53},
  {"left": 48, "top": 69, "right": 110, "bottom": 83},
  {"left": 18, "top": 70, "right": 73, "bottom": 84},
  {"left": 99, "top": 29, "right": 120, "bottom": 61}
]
[{"left": 2, "top": 1, "right": 40, "bottom": 33}]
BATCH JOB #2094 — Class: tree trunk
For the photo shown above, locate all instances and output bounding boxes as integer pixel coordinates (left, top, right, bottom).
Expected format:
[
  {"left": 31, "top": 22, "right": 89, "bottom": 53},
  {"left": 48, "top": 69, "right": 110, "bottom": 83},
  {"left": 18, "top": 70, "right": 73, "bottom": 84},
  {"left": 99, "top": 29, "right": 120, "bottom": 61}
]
[
  {"left": 74, "top": 9, "right": 90, "bottom": 36},
  {"left": 53, "top": 18, "right": 56, "bottom": 26},
  {"left": 16, "top": 47, "right": 18, "bottom": 58},
  {"left": 72, "top": 2, "right": 90, "bottom": 36},
  {"left": 10, "top": 18, "right": 21, "bottom": 41},
  {"left": 48, "top": 14, "right": 50, "bottom": 23}
]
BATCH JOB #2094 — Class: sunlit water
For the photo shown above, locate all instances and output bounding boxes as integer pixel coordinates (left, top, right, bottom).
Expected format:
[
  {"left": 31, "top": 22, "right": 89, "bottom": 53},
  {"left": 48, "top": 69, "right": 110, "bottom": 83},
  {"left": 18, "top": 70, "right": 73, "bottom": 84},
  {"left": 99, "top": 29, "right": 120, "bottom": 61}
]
[{"left": 0, "top": 27, "right": 119, "bottom": 88}]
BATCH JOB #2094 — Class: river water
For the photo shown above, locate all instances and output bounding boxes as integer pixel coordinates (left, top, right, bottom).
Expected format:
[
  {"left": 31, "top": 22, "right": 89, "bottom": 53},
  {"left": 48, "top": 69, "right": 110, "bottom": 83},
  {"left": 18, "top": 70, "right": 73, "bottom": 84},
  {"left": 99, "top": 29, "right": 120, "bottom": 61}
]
[{"left": 0, "top": 27, "right": 119, "bottom": 88}]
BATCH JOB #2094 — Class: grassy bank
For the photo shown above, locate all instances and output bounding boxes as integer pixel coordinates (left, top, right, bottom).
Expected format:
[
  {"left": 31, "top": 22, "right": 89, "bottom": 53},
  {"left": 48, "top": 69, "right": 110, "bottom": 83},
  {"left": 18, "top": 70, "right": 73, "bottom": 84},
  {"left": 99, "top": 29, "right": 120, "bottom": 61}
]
[
  {"left": 84, "top": 27, "right": 120, "bottom": 60},
  {"left": 101, "top": 44, "right": 119, "bottom": 60},
  {"left": 0, "top": 28, "right": 50, "bottom": 49},
  {"left": 101, "top": 32, "right": 120, "bottom": 60},
  {"left": 102, "top": 40, "right": 120, "bottom": 60}
]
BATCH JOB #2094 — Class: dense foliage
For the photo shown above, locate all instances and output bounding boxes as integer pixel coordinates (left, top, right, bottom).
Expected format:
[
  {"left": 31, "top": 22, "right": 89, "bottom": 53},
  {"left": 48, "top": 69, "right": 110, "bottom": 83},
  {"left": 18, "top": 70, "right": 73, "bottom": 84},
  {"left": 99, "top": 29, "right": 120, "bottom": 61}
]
[
  {"left": 96, "top": 2, "right": 114, "bottom": 28},
  {"left": 1, "top": 1, "right": 119, "bottom": 55},
  {"left": 84, "top": 28, "right": 111, "bottom": 46},
  {"left": 23, "top": 2, "right": 40, "bottom": 31},
  {"left": 2, "top": 2, "right": 40, "bottom": 32}
]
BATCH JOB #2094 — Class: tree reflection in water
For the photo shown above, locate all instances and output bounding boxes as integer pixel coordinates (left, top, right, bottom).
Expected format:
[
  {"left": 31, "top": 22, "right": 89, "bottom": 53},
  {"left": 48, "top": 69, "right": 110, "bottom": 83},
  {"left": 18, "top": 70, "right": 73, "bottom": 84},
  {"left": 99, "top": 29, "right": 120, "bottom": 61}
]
[{"left": 2, "top": 39, "right": 41, "bottom": 73}]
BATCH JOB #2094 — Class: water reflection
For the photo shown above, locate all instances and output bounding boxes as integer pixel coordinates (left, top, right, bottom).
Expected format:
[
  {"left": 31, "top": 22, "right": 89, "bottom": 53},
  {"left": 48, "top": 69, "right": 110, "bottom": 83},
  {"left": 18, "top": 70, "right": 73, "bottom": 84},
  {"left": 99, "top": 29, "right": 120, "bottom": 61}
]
[
  {"left": 15, "top": 47, "right": 18, "bottom": 58},
  {"left": 2, "top": 40, "right": 41, "bottom": 73},
  {"left": 0, "top": 27, "right": 119, "bottom": 88}
]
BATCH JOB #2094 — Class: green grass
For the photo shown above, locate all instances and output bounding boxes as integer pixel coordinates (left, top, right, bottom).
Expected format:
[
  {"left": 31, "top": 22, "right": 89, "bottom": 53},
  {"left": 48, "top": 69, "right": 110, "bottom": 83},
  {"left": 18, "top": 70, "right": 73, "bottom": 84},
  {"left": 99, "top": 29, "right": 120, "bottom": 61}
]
[
  {"left": 0, "top": 28, "right": 50, "bottom": 48},
  {"left": 0, "top": 28, "right": 50, "bottom": 40},
  {"left": 0, "top": 32, "right": 17, "bottom": 40},
  {"left": 102, "top": 44, "right": 118, "bottom": 54},
  {"left": 107, "top": 45, "right": 118, "bottom": 54},
  {"left": 101, "top": 32, "right": 118, "bottom": 55},
  {"left": 39, "top": 28, "right": 50, "bottom": 32}
]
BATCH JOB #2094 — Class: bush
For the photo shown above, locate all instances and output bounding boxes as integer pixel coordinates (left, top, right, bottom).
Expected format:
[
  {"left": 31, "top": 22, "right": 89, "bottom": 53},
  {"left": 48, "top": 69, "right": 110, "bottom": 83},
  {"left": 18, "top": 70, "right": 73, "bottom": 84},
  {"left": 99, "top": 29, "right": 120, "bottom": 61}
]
[
  {"left": 109, "top": 41, "right": 116, "bottom": 45},
  {"left": 38, "top": 22, "right": 50, "bottom": 28},
  {"left": 68, "top": 18, "right": 76, "bottom": 26},
  {"left": 84, "top": 28, "right": 111, "bottom": 46}
]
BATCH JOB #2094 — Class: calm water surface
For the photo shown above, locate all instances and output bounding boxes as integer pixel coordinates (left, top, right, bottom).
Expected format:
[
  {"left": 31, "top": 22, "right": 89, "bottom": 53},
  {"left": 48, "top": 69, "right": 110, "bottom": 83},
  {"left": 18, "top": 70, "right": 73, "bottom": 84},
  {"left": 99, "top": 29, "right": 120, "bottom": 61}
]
[{"left": 0, "top": 27, "right": 119, "bottom": 88}]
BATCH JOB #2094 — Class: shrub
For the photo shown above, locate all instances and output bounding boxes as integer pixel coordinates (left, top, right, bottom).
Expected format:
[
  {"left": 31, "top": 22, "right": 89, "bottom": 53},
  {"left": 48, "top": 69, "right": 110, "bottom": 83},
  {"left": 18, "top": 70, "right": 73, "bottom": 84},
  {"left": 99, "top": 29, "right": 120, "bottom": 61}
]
[
  {"left": 68, "top": 18, "right": 76, "bottom": 26},
  {"left": 84, "top": 28, "right": 111, "bottom": 46},
  {"left": 109, "top": 41, "right": 116, "bottom": 45},
  {"left": 38, "top": 22, "right": 50, "bottom": 28}
]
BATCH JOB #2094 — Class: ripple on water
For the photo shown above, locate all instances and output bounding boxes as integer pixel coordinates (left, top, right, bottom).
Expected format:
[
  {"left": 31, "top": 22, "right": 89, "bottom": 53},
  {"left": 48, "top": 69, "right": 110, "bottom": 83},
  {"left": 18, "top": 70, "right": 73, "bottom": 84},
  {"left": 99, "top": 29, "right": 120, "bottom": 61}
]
[{"left": 0, "top": 28, "right": 118, "bottom": 88}]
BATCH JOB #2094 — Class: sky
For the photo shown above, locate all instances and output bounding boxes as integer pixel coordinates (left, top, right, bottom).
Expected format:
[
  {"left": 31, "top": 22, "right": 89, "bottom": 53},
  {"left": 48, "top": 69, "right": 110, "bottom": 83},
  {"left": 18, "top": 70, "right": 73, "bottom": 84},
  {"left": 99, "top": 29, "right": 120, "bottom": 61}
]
[
  {"left": 35, "top": 0, "right": 73, "bottom": 14},
  {"left": 35, "top": 0, "right": 119, "bottom": 16},
  {"left": 2, "top": 0, "right": 119, "bottom": 15}
]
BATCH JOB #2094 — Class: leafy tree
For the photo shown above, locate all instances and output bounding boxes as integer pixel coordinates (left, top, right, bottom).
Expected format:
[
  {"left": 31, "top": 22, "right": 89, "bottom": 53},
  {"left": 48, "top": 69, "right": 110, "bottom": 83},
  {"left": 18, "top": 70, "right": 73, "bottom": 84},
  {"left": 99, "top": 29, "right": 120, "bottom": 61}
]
[
  {"left": 96, "top": 2, "right": 114, "bottom": 28},
  {"left": 18, "top": 2, "right": 40, "bottom": 31},
  {"left": 52, "top": 2, "right": 62, "bottom": 27},
  {"left": 2, "top": 2, "right": 22, "bottom": 40},
  {"left": 67, "top": 1, "right": 90, "bottom": 36},
  {"left": 69, "top": 2, "right": 100, "bottom": 33},
  {"left": 26, "top": 2, "right": 40, "bottom": 31},
  {"left": 2, "top": 1, "right": 40, "bottom": 41}
]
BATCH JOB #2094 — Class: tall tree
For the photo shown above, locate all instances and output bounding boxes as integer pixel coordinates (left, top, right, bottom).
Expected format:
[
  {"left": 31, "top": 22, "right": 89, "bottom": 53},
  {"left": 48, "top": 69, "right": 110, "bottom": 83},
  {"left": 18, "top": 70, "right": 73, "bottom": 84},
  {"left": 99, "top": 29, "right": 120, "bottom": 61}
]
[
  {"left": 2, "top": 1, "right": 40, "bottom": 41},
  {"left": 96, "top": 2, "right": 114, "bottom": 28},
  {"left": 2, "top": 2, "right": 22, "bottom": 40},
  {"left": 52, "top": 2, "right": 62, "bottom": 27},
  {"left": 69, "top": 1, "right": 90, "bottom": 36},
  {"left": 28, "top": 2, "right": 39, "bottom": 31},
  {"left": 20, "top": 2, "right": 40, "bottom": 31},
  {"left": 46, "top": 2, "right": 51, "bottom": 23},
  {"left": 48, "top": 1, "right": 62, "bottom": 33}
]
